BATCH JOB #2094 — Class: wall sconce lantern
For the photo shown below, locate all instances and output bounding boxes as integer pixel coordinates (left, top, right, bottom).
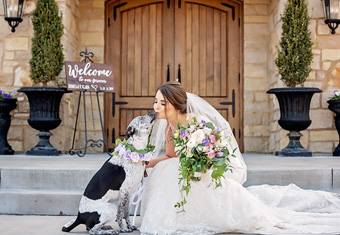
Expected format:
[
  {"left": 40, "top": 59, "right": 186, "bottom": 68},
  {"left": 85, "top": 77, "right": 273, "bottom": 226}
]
[
  {"left": 2, "top": 0, "right": 25, "bottom": 33},
  {"left": 322, "top": 0, "right": 340, "bottom": 34}
]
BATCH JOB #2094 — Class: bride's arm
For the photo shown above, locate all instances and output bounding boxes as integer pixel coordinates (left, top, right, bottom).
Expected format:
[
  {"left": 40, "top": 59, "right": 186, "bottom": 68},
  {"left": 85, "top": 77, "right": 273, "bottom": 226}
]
[{"left": 146, "top": 129, "right": 177, "bottom": 168}]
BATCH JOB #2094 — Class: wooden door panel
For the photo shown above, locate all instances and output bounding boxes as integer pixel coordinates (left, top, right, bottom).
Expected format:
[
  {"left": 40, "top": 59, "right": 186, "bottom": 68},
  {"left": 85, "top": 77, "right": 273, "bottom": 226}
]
[
  {"left": 176, "top": 0, "right": 243, "bottom": 150},
  {"left": 121, "top": 3, "right": 165, "bottom": 97},
  {"left": 105, "top": 0, "right": 171, "bottom": 147},
  {"left": 105, "top": 0, "right": 243, "bottom": 151},
  {"left": 178, "top": 3, "right": 230, "bottom": 97}
]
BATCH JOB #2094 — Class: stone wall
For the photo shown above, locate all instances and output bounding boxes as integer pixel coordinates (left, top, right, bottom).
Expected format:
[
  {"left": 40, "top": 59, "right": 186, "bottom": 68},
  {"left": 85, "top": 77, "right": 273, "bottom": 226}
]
[
  {"left": 243, "top": 0, "right": 271, "bottom": 153},
  {"left": 265, "top": 0, "right": 340, "bottom": 154},
  {"left": 0, "top": 0, "right": 107, "bottom": 154},
  {"left": 1, "top": 0, "right": 340, "bottom": 154}
]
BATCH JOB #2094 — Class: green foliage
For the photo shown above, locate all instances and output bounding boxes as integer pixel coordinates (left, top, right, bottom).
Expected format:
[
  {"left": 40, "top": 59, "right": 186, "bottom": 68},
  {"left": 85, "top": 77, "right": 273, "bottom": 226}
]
[
  {"left": 29, "top": 0, "right": 64, "bottom": 85},
  {"left": 275, "top": 0, "right": 313, "bottom": 87}
]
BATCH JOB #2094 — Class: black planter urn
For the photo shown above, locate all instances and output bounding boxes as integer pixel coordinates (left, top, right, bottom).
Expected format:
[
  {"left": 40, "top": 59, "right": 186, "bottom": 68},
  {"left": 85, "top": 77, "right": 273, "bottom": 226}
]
[
  {"left": 267, "top": 87, "right": 322, "bottom": 157},
  {"left": 0, "top": 99, "right": 17, "bottom": 155},
  {"left": 327, "top": 99, "right": 340, "bottom": 156},
  {"left": 18, "top": 87, "right": 69, "bottom": 156}
]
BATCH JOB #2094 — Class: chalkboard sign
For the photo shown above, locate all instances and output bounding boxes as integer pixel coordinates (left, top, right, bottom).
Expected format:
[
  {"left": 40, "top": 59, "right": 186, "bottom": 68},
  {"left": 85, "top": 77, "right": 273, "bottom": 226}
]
[{"left": 65, "top": 61, "right": 114, "bottom": 92}]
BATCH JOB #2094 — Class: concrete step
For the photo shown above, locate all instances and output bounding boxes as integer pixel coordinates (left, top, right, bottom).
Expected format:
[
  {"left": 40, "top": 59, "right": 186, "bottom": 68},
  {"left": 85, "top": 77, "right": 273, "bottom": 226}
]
[
  {"left": 0, "top": 189, "right": 81, "bottom": 215},
  {"left": 1, "top": 154, "right": 340, "bottom": 216},
  {"left": 0, "top": 168, "right": 96, "bottom": 190}
]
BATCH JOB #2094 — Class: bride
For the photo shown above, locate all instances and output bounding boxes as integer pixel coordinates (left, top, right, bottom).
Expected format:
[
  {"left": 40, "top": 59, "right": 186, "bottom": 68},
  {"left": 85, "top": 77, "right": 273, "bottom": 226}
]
[{"left": 139, "top": 81, "right": 340, "bottom": 234}]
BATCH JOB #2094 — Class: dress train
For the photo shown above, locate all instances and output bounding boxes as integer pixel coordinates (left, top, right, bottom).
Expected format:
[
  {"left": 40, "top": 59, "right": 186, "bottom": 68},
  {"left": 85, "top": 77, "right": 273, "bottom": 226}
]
[{"left": 140, "top": 158, "right": 340, "bottom": 234}]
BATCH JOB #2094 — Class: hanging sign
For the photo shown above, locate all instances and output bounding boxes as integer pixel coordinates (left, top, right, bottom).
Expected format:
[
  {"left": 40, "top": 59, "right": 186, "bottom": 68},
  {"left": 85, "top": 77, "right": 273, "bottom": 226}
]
[{"left": 65, "top": 61, "right": 114, "bottom": 92}]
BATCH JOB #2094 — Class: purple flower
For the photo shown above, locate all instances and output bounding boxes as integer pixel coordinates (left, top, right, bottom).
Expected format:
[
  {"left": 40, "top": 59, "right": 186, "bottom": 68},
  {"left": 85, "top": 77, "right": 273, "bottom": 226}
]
[
  {"left": 139, "top": 154, "right": 145, "bottom": 161},
  {"left": 124, "top": 150, "right": 132, "bottom": 159},
  {"left": 115, "top": 143, "right": 123, "bottom": 152},
  {"left": 4, "top": 94, "right": 10, "bottom": 99},
  {"left": 216, "top": 152, "right": 223, "bottom": 158},
  {"left": 0, "top": 90, "right": 3, "bottom": 94},
  {"left": 180, "top": 131, "right": 188, "bottom": 139},
  {"left": 215, "top": 128, "right": 220, "bottom": 133},
  {"left": 202, "top": 137, "right": 210, "bottom": 146}
]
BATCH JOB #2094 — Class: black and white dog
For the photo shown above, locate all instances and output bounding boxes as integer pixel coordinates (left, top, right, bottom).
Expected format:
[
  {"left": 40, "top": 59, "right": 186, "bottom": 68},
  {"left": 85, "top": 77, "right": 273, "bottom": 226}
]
[{"left": 62, "top": 111, "right": 156, "bottom": 234}]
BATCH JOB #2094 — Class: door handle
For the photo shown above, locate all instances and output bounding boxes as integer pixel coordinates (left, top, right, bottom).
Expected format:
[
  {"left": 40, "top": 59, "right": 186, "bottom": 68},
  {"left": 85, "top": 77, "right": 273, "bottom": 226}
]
[
  {"left": 167, "top": 64, "right": 170, "bottom": 82},
  {"left": 219, "top": 89, "right": 235, "bottom": 117},
  {"left": 176, "top": 64, "right": 181, "bottom": 83},
  {"left": 178, "top": 0, "right": 181, "bottom": 8}
]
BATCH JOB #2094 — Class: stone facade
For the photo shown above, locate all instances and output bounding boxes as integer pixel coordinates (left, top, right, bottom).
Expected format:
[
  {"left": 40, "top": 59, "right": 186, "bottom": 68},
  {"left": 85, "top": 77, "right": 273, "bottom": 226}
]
[{"left": 1, "top": 0, "right": 339, "bottom": 154}]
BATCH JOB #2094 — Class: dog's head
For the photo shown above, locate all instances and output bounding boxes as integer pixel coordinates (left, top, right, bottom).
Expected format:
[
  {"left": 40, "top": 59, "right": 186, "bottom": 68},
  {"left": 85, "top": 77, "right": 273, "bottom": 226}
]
[{"left": 125, "top": 111, "right": 156, "bottom": 150}]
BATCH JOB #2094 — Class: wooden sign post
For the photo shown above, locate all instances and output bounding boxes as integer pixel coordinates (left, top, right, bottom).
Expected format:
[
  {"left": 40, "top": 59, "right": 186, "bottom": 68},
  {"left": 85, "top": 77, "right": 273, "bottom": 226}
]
[{"left": 65, "top": 55, "right": 114, "bottom": 157}]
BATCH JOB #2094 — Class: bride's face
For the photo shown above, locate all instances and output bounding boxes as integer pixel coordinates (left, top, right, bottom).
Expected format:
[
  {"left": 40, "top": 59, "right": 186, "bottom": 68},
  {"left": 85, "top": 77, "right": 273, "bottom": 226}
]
[{"left": 154, "top": 90, "right": 177, "bottom": 120}]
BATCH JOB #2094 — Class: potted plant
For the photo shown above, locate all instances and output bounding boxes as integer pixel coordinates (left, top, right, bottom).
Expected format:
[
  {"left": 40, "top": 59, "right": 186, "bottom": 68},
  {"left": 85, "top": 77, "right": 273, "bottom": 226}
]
[
  {"left": 327, "top": 91, "right": 340, "bottom": 156},
  {"left": 267, "top": 0, "right": 322, "bottom": 157},
  {"left": 0, "top": 91, "right": 17, "bottom": 155},
  {"left": 18, "top": 0, "right": 68, "bottom": 156}
]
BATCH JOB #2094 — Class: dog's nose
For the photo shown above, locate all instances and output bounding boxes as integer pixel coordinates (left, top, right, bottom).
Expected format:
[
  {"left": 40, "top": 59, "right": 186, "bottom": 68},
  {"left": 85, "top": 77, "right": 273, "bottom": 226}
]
[{"left": 147, "top": 111, "right": 157, "bottom": 122}]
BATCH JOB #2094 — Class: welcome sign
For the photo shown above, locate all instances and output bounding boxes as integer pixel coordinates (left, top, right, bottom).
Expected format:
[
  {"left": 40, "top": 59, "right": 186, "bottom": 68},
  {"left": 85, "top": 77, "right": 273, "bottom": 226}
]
[{"left": 65, "top": 61, "right": 114, "bottom": 92}]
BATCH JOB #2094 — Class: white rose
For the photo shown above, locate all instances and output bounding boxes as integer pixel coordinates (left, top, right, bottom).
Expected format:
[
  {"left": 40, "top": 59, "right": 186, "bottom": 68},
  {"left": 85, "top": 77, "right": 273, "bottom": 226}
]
[
  {"left": 187, "top": 138, "right": 196, "bottom": 148},
  {"left": 191, "top": 130, "right": 205, "bottom": 143}
]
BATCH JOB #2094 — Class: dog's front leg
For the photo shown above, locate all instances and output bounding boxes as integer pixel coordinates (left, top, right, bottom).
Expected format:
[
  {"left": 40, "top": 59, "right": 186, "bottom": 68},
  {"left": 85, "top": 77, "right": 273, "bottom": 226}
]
[
  {"left": 124, "top": 197, "right": 137, "bottom": 231},
  {"left": 117, "top": 190, "right": 132, "bottom": 233}
]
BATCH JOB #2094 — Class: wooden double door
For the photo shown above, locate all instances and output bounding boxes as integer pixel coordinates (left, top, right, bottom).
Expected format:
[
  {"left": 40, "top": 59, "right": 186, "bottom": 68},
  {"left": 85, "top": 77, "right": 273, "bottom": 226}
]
[{"left": 104, "top": 0, "right": 243, "bottom": 151}]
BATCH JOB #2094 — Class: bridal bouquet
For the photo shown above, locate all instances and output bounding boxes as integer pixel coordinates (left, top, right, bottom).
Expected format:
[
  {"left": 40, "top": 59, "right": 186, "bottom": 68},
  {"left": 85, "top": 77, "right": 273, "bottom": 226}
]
[
  {"left": 173, "top": 117, "right": 236, "bottom": 210},
  {"left": 112, "top": 138, "right": 155, "bottom": 163}
]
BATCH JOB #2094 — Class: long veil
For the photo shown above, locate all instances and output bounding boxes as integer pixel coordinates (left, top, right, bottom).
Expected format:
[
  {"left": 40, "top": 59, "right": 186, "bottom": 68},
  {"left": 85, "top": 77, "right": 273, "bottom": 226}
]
[{"left": 150, "top": 92, "right": 247, "bottom": 184}]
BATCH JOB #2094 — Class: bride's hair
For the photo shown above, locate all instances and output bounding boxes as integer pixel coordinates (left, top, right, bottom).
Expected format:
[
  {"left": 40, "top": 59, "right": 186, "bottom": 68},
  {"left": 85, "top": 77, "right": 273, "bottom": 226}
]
[{"left": 156, "top": 81, "right": 187, "bottom": 114}]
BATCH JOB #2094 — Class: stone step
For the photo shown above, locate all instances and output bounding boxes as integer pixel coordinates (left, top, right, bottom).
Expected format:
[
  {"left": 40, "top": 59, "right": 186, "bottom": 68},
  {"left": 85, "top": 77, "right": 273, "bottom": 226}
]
[
  {"left": 1, "top": 154, "right": 340, "bottom": 215},
  {"left": 0, "top": 165, "right": 337, "bottom": 191},
  {"left": 0, "top": 189, "right": 81, "bottom": 215},
  {"left": 0, "top": 168, "right": 96, "bottom": 190}
]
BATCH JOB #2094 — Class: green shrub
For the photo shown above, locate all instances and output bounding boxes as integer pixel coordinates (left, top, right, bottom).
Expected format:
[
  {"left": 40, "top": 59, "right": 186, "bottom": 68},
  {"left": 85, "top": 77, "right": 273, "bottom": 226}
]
[
  {"left": 29, "top": 0, "right": 64, "bottom": 85},
  {"left": 275, "top": 0, "right": 313, "bottom": 87}
]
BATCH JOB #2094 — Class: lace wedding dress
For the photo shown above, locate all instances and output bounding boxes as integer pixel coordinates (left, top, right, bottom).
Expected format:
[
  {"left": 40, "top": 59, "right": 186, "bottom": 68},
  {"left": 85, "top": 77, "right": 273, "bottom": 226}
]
[{"left": 139, "top": 93, "right": 340, "bottom": 234}]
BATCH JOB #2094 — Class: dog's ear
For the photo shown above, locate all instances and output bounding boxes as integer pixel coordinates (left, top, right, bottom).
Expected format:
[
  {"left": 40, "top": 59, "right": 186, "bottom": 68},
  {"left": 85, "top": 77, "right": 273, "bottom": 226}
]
[{"left": 125, "top": 126, "right": 136, "bottom": 140}]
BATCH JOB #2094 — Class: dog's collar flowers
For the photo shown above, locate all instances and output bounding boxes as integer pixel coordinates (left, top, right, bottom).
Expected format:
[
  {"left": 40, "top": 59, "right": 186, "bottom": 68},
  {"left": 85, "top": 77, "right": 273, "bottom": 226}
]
[{"left": 112, "top": 139, "right": 155, "bottom": 163}]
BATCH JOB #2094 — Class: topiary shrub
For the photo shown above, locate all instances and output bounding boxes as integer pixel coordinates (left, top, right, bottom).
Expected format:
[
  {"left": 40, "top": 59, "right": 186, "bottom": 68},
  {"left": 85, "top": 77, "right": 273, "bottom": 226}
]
[
  {"left": 29, "top": 0, "right": 64, "bottom": 85},
  {"left": 275, "top": 0, "right": 313, "bottom": 88}
]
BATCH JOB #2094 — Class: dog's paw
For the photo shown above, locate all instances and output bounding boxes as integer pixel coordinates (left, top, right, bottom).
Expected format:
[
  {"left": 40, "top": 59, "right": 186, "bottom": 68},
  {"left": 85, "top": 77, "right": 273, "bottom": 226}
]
[
  {"left": 101, "top": 225, "right": 113, "bottom": 230},
  {"left": 89, "top": 229, "right": 119, "bottom": 235},
  {"left": 120, "top": 227, "right": 133, "bottom": 233},
  {"left": 127, "top": 225, "right": 137, "bottom": 231}
]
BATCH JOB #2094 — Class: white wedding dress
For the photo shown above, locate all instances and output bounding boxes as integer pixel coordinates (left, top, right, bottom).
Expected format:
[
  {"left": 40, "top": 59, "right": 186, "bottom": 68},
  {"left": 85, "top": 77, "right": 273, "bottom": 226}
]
[
  {"left": 140, "top": 157, "right": 340, "bottom": 234},
  {"left": 139, "top": 93, "right": 340, "bottom": 234}
]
